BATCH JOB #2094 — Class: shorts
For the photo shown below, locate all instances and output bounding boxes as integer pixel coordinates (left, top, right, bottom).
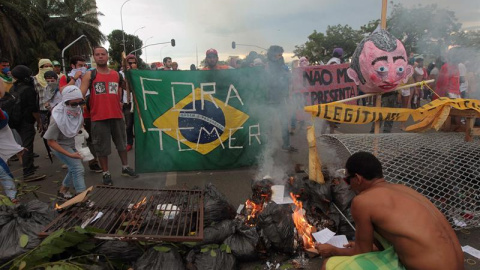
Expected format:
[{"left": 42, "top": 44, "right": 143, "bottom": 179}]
[
  {"left": 91, "top": 118, "right": 127, "bottom": 156},
  {"left": 448, "top": 93, "right": 461, "bottom": 99},
  {"left": 401, "top": 89, "right": 411, "bottom": 97}
]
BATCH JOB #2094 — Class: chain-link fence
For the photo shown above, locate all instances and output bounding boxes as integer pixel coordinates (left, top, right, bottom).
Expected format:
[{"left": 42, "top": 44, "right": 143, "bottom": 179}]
[{"left": 319, "top": 133, "right": 480, "bottom": 230}]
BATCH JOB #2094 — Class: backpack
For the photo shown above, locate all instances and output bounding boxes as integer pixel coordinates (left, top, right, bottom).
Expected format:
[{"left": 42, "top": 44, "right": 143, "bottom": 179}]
[
  {"left": 85, "top": 69, "right": 124, "bottom": 111},
  {"left": 0, "top": 88, "right": 23, "bottom": 129}
]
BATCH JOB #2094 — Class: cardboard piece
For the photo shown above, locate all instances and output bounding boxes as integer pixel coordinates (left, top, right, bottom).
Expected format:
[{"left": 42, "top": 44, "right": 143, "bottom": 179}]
[{"left": 57, "top": 186, "right": 93, "bottom": 209}]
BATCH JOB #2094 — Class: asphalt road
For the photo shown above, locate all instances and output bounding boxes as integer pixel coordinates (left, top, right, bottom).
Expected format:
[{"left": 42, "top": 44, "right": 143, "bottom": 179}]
[{"left": 6, "top": 117, "right": 480, "bottom": 270}]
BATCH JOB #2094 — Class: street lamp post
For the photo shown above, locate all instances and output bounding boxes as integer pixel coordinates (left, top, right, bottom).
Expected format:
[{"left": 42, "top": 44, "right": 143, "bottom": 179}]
[
  {"left": 133, "top": 26, "right": 145, "bottom": 56},
  {"left": 144, "top": 36, "right": 153, "bottom": 63},
  {"left": 159, "top": 44, "right": 169, "bottom": 60},
  {"left": 120, "top": 0, "right": 132, "bottom": 53}
]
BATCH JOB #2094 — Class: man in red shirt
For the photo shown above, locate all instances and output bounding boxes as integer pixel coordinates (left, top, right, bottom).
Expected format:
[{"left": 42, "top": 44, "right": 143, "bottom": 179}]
[
  {"left": 202, "top": 49, "right": 232, "bottom": 70},
  {"left": 80, "top": 47, "right": 138, "bottom": 185}
]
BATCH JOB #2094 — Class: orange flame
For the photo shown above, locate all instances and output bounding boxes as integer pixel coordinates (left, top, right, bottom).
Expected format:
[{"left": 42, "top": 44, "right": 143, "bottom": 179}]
[
  {"left": 55, "top": 203, "right": 61, "bottom": 210},
  {"left": 245, "top": 199, "right": 263, "bottom": 224},
  {"left": 133, "top": 197, "right": 147, "bottom": 209},
  {"left": 290, "top": 192, "right": 315, "bottom": 249}
]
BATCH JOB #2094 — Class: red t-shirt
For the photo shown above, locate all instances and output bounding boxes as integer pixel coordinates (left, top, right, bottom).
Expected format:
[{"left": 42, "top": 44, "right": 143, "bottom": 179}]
[
  {"left": 89, "top": 70, "right": 123, "bottom": 121},
  {"left": 435, "top": 63, "right": 460, "bottom": 99}
]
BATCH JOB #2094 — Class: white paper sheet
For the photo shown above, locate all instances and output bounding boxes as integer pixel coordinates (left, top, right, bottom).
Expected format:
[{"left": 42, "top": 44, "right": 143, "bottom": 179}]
[
  {"left": 326, "top": 235, "right": 349, "bottom": 248},
  {"left": 462, "top": 245, "right": 480, "bottom": 259},
  {"left": 312, "top": 228, "right": 336, "bottom": 244},
  {"left": 271, "top": 185, "right": 294, "bottom": 204},
  {"left": 237, "top": 204, "right": 244, "bottom": 214}
]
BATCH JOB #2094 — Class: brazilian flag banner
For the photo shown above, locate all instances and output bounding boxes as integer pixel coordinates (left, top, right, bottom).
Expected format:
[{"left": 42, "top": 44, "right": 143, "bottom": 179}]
[{"left": 127, "top": 68, "right": 267, "bottom": 172}]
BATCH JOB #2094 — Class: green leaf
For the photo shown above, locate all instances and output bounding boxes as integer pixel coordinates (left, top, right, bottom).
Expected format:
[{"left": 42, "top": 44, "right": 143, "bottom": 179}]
[
  {"left": 226, "top": 245, "right": 232, "bottom": 254},
  {"left": 19, "top": 261, "right": 26, "bottom": 270},
  {"left": 116, "top": 230, "right": 126, "bottom": 235},
  {"left": 210, "top": 249, "right": 217, "bottom": 257},
  {"left": 19, "top": 234, "right": 29, "bottom": 248},
  {"left": 181, "top": 241, "right": 197, "bottom": 247},
  {"left": 280, "top": 263, "right": 294, "bottom": 269},
  {"left": 77, "top": 241, "right": 96, "bottom": 251},
  {"left": 153, "top": 246, "right": 171, "bottom": 253},
  {"left": 200, "top": 247, "right": 209, "bottom": 253},
  {"left": 84, "top": 226, "right": 106, "bottom": 234},
  {"left": 41, "top": 229, "right": 65, "bottom": 246},
  {"left": 74, "top": 226, "right": 87, "bottom": 234}
]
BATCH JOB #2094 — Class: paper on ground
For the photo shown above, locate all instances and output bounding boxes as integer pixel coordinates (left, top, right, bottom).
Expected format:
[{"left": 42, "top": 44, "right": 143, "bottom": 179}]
[
  {"left": 462, "top": 245, "right": 480, "bottom": 259},
  {"left": 326, "top": 235, "right": 349, "bottom": 248},
  {"left": 58, "top": 186, "right": 93, "bottom": 209},
  {"left": 271, "top": 185, "right": 294, "bottom": 204},
  {"left": 312, "top": 228, "right": 336, "bottom": 244}
]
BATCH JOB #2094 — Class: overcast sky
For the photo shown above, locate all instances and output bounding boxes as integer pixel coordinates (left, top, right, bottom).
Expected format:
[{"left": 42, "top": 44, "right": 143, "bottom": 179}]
[{"left": 96, "top": 0, "right": 479, "bottom": 69}]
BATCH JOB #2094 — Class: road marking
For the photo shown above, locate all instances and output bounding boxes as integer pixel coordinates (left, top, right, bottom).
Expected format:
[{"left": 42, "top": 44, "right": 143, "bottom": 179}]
[{"left": 166, "top": 172, "right": 177, "bottom": 186}]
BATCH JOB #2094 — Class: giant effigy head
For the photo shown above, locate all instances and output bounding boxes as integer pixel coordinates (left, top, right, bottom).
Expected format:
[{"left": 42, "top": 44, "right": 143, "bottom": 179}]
[{"left": 347, "top": 29, "right": 413, "bottom": 93}]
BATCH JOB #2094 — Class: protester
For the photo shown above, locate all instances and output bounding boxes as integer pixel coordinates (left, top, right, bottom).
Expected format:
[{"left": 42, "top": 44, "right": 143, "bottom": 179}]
[
  {"left": 458, "top": 61, "right": 468, "bottom": 98},
  {"left": 44, "top": 86, "right": 86, "bottom": 197},
  {"left": 11, "top": 65, "right": 42, "bottom": 179},
  {"left": 412, "top": 57, "right": 428, "bottom": 108},
  {"left": 202, "top": 49, "right": 232, "bottom": 70},
  {"left": 0, "top": 109, "right": 24, "bottom": 203},
  {"left": 40, "top": 71, "right": 59, "bottom": 133},
  {"left": 33, "top": 59, "right": 53, "bottom": 132},
  {"left": 52, "top": 60, "right": 62, "bottom": 76},
  {"left": 123, "top": 54, "right": 137, "bottom": 152},
  {"left": 80, "top": 46, "right": 138, "bottom": 186},
  {"left": 163, "top": 57, "right": 173, "bottom": 70},
  {"left": 299, "top": 56, "right": 309, "bottom": 67},
  {"left": 316, "top": 152, "right": 464, "bottom": 270},
  {"left": 326, "top": 48, "right": 344, "bottom": 65},
  {"left": 265, "top": 45, "right": 296, "bottom": 152},
  {"left": 190, "top": 64, "right": 197, "bottom": 71},
  {"left": 0, "top": 58, "right": 13, "bottom": 93},
  {"left": 59, "top": 56, "right": 87, "bottom": 91},
  {"left": 436, "top": 50, "right": 461, "bottom": 99},
  {"left": 172, "top": 62, "right": 179, "bottom": 70}
]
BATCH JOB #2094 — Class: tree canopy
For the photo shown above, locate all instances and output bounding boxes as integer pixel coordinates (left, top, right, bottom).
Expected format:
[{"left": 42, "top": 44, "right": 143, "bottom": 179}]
[
  {"left": 294, "top": 4, "right": 478, "bottom": 63},
  {"left": 107, "top": 30, "right": 144, "bottom": 67}
]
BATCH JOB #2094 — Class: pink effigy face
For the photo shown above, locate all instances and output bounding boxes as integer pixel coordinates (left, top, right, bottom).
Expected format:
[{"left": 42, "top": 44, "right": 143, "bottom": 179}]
[{"left": 348, "top": 40, "right": 413, "bottom": 93}]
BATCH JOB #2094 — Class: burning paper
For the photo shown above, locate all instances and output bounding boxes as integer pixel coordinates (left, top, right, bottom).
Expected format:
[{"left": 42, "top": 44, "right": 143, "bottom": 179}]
[
  {"left": 291, "top": 193, "right": 316, "bottom": 250},
  {"left": 56, "top": 186, "right": 93, "bottom": 210},
  {"left": 271, "top": 185, "right": 293, "bottom": 204}
]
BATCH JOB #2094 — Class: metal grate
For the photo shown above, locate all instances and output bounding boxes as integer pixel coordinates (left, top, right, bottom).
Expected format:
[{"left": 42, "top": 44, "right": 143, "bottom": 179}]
[
  {"left": 320, "top": 133, "right": 480, "bottom": 230},
  {"left": 40, "top": 186, "right": 204, "bottom": 242}
]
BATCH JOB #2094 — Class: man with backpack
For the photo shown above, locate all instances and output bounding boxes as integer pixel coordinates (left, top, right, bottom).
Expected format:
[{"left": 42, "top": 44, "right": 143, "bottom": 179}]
[
  {"left": 80, "top": 47, "right": 138, "bottom": 186},
  {"left": 10, "top": 65, "right": 43, "bottom": 179}
]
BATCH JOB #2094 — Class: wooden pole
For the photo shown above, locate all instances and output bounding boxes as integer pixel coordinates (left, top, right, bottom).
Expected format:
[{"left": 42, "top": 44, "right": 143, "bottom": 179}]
[{"left": 375, "top": 0, "right": 389, "bottom": 134}]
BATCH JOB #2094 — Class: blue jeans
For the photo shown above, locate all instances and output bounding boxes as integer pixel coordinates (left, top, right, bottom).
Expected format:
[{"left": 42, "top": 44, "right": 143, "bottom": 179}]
[
  {"left": 0, "top": 159, "right": 17, "bottom": 199},
  {"left": 53, "top": 147, "right": 86, "bottom": 193}
]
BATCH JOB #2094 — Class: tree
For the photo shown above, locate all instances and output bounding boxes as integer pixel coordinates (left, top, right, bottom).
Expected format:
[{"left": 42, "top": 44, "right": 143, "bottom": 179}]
[
  {"left": 293, "top": 25, "right": 363, "bottom": 64},
  {"left": 0, "top": 1, "right": 45, "bottom": 64},
  {"left": 107, "top": 30, "right": 143, "bottom": 66},
  {"left": 387, "top": 3, "right": 462, "bottom": 58},
  {"left": 45, "top": 0, "right": 105, "bottom": 59}
]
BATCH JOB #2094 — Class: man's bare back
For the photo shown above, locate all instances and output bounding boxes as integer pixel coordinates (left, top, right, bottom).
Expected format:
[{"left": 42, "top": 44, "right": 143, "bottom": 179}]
[{"left": 358, "top": 182, "right": 464, "bottom": 270}]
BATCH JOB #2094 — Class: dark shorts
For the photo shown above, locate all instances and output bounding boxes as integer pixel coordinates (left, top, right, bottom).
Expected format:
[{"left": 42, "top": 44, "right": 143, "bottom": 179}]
[{"left": 91, "top": 118, "right": 127, "bottom": 156}]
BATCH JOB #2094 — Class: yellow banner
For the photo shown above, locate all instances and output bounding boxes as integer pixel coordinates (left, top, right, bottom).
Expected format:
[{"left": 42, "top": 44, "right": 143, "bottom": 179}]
[{"left": 304, "top": 98, "right": 480, "bottom": 125}]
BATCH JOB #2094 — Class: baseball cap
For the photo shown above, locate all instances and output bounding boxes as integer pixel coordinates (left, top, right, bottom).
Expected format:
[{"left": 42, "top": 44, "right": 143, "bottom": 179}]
[
  {"left": 206, "top": 48, "right": 218, "bottom": 56},
  {"left": 52, "top": 60, "right": 61, "bottom": 66}
]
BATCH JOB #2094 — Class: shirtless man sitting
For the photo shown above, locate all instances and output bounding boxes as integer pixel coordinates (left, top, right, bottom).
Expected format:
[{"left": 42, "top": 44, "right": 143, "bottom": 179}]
[{"left": 316, "top": 151, "right": 464, "bottom": 270}]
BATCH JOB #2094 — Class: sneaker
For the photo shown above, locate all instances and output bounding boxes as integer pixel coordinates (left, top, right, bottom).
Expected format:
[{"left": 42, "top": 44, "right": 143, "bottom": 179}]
[
  {"left": 122, "top": 167, "right": 139, "bottom": 178},
  {"left": 126, "top": 144, "right": 133, "bottom": 152},
  {"left": 33, "top": 153, "right": 40, "bottom": 158},
  {"left": 89, "top": 163, "right": 103, "bottom": 173},
  {"left": 102, "top": 173, "right": 113, "bottom": 186}
]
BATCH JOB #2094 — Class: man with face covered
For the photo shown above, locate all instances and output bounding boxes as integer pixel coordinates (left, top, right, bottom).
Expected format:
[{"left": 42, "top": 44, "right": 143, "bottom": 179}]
[
  {"left": 59, "top": 56, "right": 87, "bottom": 91},
  {"left": 33, "top": 59, "right": 54, "bottom": 133},
  {"left": 0, "top": 58, "right": 13, "bottom": 93}
]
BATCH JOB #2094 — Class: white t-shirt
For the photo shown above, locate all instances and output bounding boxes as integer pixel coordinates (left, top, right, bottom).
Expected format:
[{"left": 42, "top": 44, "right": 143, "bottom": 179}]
[{"left": 458, "top": 63, "right": 468, "bottom": 93}]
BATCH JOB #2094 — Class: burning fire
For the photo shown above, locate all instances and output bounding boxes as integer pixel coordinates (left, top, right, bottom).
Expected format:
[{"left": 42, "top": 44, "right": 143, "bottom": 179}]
[
  {"left": 245, "top": 199, "right": 263, "bottom": 225},
  {"left": 133, "top": 197, "right": 147, "bottom": 209},
  {"left": 55, "top": 203, "right": 61, "bottom": 210},
  {"left": 290, "top": 193, "right": 316, "bottom": 249}
]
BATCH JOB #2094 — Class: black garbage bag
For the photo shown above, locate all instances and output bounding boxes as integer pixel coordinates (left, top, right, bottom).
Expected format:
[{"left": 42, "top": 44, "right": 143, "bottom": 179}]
[
  {"left": 200, "top": 219, "right": 236, "bottom": 245},
  {"left": 203, "top": 183, "right": 236, "bottom": 227},
  {"left": 223, "top": 222, "right": 259, "bottom": 261},
  {"left": 330, "top": 179, "right": 355, "bottom": 212},
  {"left": 186, "top": 246, "right": 237, "bottom": 270},
  {"left": 0, "top": 200, "right": 56, "bottom": 263},
  {"left": 95, "top": 241, "right": 143, "bottom": 262},
  {"left": 134, "top": 247, "right": 185, "bottom": 270},
  {"left": 256, "top": 202, "right": 294, "bottom": 254}
]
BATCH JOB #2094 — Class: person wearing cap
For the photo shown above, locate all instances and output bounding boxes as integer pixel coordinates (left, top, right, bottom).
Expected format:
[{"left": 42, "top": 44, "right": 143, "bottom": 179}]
[
  {"left": 10, "top": 65, "right": 42, "bottom": 178},
  {"left": 44, "top": 85, "right": 87, "bottom": 198},
  {"left": 52, "top": 60, "right": 62, "bottom": 76},
  {"left": 202, "top": 49, "right": 232, "bottom": 70},
  {"left": 326, "top": 48, "right": 344, "bottom": 65}
]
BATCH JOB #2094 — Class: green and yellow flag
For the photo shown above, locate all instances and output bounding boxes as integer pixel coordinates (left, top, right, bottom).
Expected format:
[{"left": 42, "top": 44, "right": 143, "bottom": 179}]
[{"left": 127, "top": 68, "right": 267, "bottom": 172}]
